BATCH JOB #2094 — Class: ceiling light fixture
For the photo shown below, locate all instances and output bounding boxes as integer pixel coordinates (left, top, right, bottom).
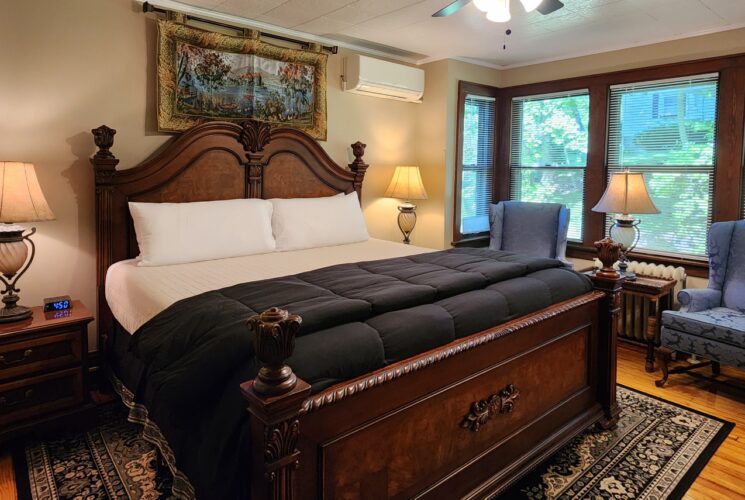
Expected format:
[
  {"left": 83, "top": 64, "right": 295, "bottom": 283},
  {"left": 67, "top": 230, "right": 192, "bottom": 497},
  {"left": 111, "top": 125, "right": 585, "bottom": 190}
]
[
  {"left": 486, "top": 0, "right": 511, "bottom": 22},
  {"left": 473, "top": 0, "right": 499, "bottom": 12},
  {"left": 519, "top": 0, "right": 543, "bottom": 12}
]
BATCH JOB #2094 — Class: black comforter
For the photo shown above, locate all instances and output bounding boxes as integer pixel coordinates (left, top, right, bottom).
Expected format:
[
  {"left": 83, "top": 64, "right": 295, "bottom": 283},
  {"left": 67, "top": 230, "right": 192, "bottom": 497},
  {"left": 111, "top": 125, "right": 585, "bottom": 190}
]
[{"left": 127, "top": 248, "right": 592, "bottom": 498}]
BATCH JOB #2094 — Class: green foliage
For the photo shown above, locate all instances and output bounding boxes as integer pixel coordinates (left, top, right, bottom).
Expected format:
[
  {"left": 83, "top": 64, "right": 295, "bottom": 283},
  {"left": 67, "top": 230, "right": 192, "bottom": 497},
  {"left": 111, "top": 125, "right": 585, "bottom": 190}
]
[
  {"left": 518, "top": 95, "right": 589, "bottom": 167},
  {"left": 631, "top": 172, "right": 711, "bottom": 256},
  {"left": 254, "top": 90, "right": 287, "bottom": 121},
  {"left": 512, "top": 95, "right": 589, "bottom": 240},
  {"left": 194, "top": 51, "right": 231, "bottom": 94}
]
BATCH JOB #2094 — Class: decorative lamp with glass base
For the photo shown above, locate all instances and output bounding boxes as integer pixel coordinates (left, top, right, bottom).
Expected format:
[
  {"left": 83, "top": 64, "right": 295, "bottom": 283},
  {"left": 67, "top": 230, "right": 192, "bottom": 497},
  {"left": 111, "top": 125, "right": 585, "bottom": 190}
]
[
  {"left": 592, "top": 171, "right": 659, "bottom": 281},
  {"left": 0, "top": 162, "right": 55, "bottom": 323},
  {"left": 384, "top": 166, "right": 428, "bottom": 244}
]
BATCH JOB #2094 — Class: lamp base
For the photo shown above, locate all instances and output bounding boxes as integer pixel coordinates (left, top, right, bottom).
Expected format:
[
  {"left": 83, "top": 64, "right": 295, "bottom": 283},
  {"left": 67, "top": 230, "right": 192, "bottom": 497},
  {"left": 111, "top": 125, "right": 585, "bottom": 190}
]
[
  {"left": 0, "top": 304, "right": 32, "bottom": 323},
  {"left": 617, "top": 258, "right": 637, "bottom": 281},
  {"left": 397, "top": 203, "right": 417, "bottom": 245}
]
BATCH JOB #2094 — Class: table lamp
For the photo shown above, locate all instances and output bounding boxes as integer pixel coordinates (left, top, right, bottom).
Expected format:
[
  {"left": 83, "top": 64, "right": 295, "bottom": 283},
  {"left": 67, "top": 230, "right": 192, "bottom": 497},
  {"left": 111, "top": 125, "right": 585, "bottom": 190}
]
[
  {"left": 0, "top": 162, "right": 55, "bottom": 322},
  {"left": 384, "top": 166, "right": 428, "bottom": 244},
  {"left": 592, "top": 171, "right": 659, "bottom": 280}
]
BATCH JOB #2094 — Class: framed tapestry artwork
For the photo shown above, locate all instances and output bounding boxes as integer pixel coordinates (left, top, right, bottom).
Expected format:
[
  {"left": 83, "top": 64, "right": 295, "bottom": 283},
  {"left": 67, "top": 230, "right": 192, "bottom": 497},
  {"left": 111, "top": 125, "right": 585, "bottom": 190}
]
[{"left": 157, "top": 20, "right": 328, "bottom": 140}]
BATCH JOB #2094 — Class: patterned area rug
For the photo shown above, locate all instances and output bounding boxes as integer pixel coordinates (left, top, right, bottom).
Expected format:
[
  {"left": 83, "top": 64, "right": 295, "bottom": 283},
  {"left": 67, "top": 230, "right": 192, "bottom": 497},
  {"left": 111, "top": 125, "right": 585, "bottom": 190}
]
[
  {"left": 499, "top": 386, "right": 733, "bottom": 499},
  {"left": 15, "top": 405, "right": 173, "bottom": 500},
  {"left": 14, "top": 386, "right": 731, "bottom": 500}
]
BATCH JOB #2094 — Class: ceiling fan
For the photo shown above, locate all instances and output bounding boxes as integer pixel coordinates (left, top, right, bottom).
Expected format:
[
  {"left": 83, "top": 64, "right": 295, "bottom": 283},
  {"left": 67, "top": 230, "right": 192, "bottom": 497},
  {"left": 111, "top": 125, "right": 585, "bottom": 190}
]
[{"left": 433, "top": 0, "right": 565, "bottom": 21}]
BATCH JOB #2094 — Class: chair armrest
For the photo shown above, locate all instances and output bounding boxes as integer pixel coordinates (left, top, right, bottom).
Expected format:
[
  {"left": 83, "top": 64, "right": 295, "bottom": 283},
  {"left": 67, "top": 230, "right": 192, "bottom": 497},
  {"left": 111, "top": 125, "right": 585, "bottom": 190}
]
[{"left": 678, "top": 288, "right": 721, "bottom": 313}]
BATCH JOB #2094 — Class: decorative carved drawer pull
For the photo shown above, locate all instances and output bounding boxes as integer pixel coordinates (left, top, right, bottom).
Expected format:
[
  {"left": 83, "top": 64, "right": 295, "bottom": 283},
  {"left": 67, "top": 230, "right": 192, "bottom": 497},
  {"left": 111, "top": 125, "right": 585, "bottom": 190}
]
[
  {"left": 0, "top": 388, "right": 34, "bottom": 408},
  {"left": 460, "top": 384, "right": 520, "bottom": 432},
  {"left": 0, "top": 349, "right": 33, "bottom": 366}
]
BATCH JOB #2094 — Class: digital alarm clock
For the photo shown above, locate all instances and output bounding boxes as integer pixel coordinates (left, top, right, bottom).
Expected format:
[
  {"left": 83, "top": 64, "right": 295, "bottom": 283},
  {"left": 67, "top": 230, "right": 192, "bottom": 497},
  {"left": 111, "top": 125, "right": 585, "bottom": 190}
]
[{"left": 43, "top": 295, "right": 73, "bottom": 313}]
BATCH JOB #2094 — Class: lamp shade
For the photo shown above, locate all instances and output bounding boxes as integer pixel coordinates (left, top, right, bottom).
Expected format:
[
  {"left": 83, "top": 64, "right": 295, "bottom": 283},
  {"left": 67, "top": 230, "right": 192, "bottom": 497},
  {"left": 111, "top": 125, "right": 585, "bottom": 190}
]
[
  {"left": 592, "top": 171, "right": 659, "bottom": 215},
  {"left": 0, "top": 162, "right": 55, "bottom": 223},
  {"left": 384, "top": 166, "right": 428, "bottom": 201}
]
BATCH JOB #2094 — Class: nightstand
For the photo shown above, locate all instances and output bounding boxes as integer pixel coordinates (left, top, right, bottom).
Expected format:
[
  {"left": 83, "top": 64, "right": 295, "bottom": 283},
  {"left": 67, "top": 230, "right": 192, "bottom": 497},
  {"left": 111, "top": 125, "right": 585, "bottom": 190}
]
[{"left": 0, "top": 300, "right": 93, "bottom": 442}]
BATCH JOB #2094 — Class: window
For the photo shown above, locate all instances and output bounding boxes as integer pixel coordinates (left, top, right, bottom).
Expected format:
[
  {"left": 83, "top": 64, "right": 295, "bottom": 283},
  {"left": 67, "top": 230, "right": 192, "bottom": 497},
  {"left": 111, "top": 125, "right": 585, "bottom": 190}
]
[
  {"left": 509, "top": 91, "right": 590, "bottom": 241},
  {"left": 608, "top": 74, "right": 718, "bottom": 258},
  {"left": 457, "top": 93, "right": 496, "bottom": 237}
]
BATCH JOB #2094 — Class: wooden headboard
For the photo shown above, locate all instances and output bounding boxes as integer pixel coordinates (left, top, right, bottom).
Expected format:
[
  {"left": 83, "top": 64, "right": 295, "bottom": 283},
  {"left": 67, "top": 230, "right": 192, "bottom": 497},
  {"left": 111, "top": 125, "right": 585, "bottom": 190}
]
[{"left": 90, "top": 120, "right": 368, "bottom": 347}]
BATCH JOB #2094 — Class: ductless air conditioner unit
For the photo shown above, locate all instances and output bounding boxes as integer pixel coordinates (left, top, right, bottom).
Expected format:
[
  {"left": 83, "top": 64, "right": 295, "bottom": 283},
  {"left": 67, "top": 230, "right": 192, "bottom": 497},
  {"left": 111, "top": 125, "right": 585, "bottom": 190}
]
[{"left": 342, "top": 54, "right": 424, "bottom": 103}]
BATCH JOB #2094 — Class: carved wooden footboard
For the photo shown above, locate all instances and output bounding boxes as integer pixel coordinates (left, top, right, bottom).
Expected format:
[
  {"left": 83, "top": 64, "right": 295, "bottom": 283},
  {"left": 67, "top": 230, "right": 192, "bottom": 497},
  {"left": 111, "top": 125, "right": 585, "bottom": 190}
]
[{"left": 242, "top": 271, "right": 622, "bottom": 499}]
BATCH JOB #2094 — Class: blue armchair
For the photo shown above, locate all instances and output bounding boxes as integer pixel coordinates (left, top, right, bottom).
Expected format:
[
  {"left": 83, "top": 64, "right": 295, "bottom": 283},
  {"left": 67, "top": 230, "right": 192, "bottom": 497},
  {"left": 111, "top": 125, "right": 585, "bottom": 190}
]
[
  {"left": 657, "top": 220, "right": 745, "bottom": 386},
  {"left": 489, "top": 201, "right": 571, "bottom": 267}
]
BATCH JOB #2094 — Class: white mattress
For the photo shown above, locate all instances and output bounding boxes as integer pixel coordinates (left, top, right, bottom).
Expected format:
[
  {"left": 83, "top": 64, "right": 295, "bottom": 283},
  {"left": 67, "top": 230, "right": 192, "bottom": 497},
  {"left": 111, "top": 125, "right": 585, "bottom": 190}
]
[{"left": 106, "top": 238, "right": 433, "bottom": 334}]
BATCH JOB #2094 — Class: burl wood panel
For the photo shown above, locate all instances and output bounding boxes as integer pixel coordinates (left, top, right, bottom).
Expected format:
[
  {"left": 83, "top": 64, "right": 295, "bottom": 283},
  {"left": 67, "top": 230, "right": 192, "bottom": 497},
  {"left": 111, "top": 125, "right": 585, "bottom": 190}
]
[
  {"left": 132, "top": 150, "right": 246, "bottom": 203},
  {"left": 321, "top": 327, "right": 590, "bottom": 499},
  {"left": 262, "top": 152, "right": 342, "bottom": 199}
]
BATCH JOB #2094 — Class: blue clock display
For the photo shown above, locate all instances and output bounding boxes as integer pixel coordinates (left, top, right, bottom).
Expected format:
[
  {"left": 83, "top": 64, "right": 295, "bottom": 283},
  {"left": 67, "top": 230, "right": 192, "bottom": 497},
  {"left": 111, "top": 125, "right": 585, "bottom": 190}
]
[{"left": 43, "top": 295, "right": 73, "bottom": 313}]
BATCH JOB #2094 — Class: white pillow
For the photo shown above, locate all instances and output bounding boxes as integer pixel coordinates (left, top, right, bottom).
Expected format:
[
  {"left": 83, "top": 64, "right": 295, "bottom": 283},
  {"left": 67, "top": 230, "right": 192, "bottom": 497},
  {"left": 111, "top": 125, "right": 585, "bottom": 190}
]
[
  {"left": 129, "top": 199, "right": 275, "bottom": 266},
  {"left": 271, "top": 193, "right": 369, "bottom": 251}
]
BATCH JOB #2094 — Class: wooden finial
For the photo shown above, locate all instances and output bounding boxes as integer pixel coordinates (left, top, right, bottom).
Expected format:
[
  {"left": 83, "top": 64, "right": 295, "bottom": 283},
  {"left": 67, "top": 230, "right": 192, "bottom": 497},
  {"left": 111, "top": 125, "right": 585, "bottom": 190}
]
[
  {"left": 90, "top": 125, "right": 119, "bottom": 180},
  {"left": 248, "top": 307, "right": 301, "bottom": 396},
  {"left": 594, "top": 237, "right": 622, "bottom": 279},
  {"left": 349, "top": 141, "right": 369, "bottom": 194},
  {"left": 350, "top": 141, "right": 366, "bottom": 166},
  {"left": 92, "top": 125, "right": 116, "bottom": 159}
]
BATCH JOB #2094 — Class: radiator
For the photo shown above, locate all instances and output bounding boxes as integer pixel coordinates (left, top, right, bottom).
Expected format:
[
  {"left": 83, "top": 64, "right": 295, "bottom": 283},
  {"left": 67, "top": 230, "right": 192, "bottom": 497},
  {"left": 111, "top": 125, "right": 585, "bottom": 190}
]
[{"left": 593, "top": 260, "right": 687, "bottom": 344}]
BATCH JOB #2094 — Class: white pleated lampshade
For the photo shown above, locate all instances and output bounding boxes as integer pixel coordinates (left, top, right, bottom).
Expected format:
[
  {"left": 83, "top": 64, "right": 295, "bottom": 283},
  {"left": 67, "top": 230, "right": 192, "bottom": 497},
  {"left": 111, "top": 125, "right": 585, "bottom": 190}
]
[
  {"left": 0, "top": 162, "right": 55, "bottom": 223},
  {"left": 384, "top": 166, "right": 428, "bottom": 201},
  {"left": 592, "top": 171, "right": 659, "bottom": 215}
]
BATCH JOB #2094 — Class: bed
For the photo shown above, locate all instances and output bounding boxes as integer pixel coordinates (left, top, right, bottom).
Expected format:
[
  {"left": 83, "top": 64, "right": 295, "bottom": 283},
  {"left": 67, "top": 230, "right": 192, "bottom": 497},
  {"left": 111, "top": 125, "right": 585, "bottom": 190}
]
[{"left": 91, "top": 120, "right": 623, "bottom": 499}]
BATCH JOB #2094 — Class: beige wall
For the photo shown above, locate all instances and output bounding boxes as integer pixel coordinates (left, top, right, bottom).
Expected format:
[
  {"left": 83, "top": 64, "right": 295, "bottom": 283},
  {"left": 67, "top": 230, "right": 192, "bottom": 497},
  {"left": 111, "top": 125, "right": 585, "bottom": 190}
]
[
  {"left": 1, "top": 0, "right": 167, "bottom": 347},
  {"left": 414, "top": 59, "right": 501, "bottom": 249}
]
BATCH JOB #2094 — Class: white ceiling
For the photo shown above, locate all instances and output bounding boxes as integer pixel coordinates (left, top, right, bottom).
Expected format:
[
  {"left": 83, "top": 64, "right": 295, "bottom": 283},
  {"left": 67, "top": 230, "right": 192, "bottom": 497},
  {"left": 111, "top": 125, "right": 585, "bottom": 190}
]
[{"left": 162, "top": 0, "right": 745, "bottom": 67}]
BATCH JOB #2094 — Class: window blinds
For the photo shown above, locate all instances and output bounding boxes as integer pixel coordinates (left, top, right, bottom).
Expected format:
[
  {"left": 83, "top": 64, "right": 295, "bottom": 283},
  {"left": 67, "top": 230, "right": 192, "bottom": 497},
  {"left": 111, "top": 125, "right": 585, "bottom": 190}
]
[
  {"left": 509, "top": 90, "right": 590, "bottom": 241},
  {"left": 459, "top": 94, "right": 496, "bottom": 236},
  {"left": 607, "top": 74, "right": 718, "bottom": 258}
]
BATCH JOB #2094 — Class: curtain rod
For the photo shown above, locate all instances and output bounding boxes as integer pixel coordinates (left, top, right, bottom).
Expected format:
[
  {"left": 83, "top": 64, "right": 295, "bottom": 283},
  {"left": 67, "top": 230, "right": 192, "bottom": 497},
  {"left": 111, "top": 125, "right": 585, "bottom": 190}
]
[{"left": 142, "top": 1, "right": 339, "bottom": 54}]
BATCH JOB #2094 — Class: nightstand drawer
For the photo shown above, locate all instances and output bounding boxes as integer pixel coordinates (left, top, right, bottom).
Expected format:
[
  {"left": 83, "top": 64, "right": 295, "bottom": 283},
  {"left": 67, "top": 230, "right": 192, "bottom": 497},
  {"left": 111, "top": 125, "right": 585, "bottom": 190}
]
[
  {"left": 0, "top": 368, "right": 83, "bottom": 427},
  {"left": 0, "top": 330, "right": 83, "bottom": 381}
]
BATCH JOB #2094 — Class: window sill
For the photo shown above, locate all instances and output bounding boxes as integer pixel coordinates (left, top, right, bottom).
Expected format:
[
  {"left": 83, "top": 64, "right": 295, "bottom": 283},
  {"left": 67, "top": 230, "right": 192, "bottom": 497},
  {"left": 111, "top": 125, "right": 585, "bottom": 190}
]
[{"left": 567, "top": 244, "right": 708, "bottom": 278}]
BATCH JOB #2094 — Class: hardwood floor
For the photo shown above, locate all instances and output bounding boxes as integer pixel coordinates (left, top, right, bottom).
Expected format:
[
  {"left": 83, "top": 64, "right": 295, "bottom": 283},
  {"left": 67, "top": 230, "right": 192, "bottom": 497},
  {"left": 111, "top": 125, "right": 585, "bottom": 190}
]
[
  {"left": 0, "top": 343, "right": 743, "bottom": 499},
  {"left": 617, "top": 344, "right": 745, "bottom": 500}
]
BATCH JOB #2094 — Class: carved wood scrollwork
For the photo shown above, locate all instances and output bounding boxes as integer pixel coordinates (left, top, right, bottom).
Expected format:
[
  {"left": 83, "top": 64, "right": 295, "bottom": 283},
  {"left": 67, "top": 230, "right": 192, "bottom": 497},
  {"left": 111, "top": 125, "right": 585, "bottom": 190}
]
[
  {"left": 240, "top": 120, "right": 271, "bottom": 197},
  {"left": 461, "top": 384, "right": 520, "bottom": 432},
  {"left": 240, "top": 120, "right": 272, "bottom": 153}
]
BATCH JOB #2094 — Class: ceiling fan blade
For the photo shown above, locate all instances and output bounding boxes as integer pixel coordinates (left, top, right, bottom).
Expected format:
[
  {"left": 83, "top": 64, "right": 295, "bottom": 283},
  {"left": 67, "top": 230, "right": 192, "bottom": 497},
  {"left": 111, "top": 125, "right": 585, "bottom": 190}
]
[
  {"left": 432, "top": 0, "right": 472, "bottom": 17},
  {"left": 537, "top": 0, "right": 564, "bottom": 15}
]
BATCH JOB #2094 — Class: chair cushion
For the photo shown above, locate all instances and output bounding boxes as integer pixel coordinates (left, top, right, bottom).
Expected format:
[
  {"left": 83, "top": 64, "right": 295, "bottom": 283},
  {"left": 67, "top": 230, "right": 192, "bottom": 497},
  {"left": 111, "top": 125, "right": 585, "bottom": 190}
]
[
  {"left": 722, "top": 221, "right": 745, "bottom": 312},
  {"left": 499, "top": 201, "right": 562, "bottom": 258},
  {"left": 660, "top": 327, "right": 745, "bottom": 369},
  {"left": 662, "top": 307, "right": 745, "bottom": 349}
]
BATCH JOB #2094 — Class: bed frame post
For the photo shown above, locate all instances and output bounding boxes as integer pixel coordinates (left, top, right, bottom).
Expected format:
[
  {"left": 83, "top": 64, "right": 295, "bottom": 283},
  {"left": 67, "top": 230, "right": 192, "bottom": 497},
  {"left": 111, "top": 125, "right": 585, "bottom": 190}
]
[
  {"left": 241, "top": 308, "right": 311, "bottom": 500},
  {"left": 90, "top": 125, "right": 120, "bottom": 378},
  {"left": 348, "top": 141, "right": 368, "bottom": 199},
  {"left": 591, "top": 238, "right": 624, "bottom": 429}
]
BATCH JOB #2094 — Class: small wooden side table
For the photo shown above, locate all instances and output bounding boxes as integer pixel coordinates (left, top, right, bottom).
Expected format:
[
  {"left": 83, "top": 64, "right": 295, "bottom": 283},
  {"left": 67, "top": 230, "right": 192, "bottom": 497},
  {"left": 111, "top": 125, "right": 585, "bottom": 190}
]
[
  {"left": 585, "top": 272, "right": 676, "bottom": 372},
  {"left": 0, "top": 300, "right": 93, "bottom": 442},
  {"left": 621, "top": 276, "right": 677, "bottom": 372}
]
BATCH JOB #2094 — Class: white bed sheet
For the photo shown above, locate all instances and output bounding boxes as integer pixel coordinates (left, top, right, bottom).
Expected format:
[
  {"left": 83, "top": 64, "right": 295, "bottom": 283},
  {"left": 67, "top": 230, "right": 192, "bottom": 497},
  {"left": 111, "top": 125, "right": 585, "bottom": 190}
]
[{"left": 106, "top": 238, "right": 433, "bottom": 334}]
